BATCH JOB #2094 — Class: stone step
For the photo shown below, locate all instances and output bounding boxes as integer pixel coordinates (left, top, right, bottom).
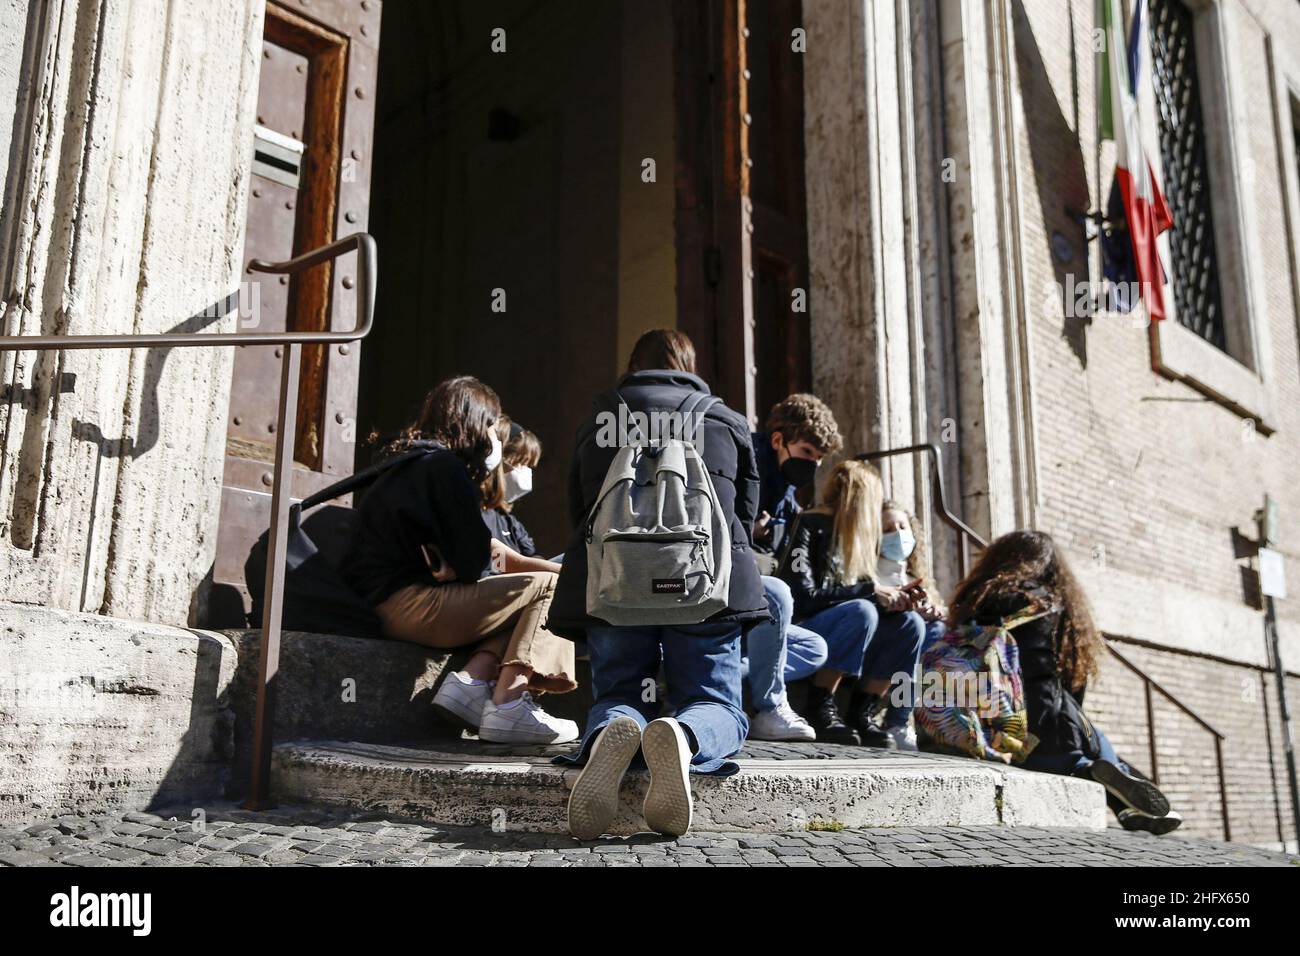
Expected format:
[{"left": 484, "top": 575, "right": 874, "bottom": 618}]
[{"left": 271, "top": 738, "right": 1107, "bottom": 834}]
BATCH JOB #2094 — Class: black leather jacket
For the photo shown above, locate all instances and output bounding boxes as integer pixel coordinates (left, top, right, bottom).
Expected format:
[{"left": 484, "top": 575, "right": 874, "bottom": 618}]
[{"left": 775, "top": 511, "right": 878, "bottom": 621}]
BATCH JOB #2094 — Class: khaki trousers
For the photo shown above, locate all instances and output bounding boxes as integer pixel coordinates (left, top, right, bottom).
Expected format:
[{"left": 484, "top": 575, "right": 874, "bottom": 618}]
[{"left": 375, "top": 571, "right": 576, "bottom": 694}]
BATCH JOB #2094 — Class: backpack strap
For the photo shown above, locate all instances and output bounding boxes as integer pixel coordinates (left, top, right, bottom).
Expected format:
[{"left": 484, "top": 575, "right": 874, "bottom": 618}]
[
  {"left": 1001, "top": 604, "right": 1056, "bottom": 632},
  {"left": 594, "top": 388, "right": 650, "bottom": 445},
  {"left": 676, "top": 389, "right": 721, "bottom": 418},
  {"left": 295, "top": 447, "right": 431, "bottom": 514},
  {"left": 591, "top": 387, "right": 720, "bottom": 447},
  {"left": 675, "top": 391, "right": 721, "bottom": 444}
]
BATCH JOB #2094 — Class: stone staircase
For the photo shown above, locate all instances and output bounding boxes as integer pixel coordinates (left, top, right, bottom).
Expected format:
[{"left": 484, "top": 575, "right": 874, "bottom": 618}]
[
  {"left": 0, "top": 600, "right": 1107, "bottom": 833},
  {"left": 270, "top": 736, "right": 1105, "bottom": 834},
  {"left": 230, "top": 628, "right": 1105, "bottom": 833}
]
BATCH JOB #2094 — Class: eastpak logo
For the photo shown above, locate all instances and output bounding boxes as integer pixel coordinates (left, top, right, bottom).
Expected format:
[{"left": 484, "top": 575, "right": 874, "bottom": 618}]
[
  {"left": 50, "top": 885, "right": 151, "bottom": 936},
  {"left": 652, "top": 578, "right": 686, "bottom": 594}
]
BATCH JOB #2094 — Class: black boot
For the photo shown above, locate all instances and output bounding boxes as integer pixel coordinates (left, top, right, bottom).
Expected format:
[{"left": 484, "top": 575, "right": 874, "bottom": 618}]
[
  {"left": 1118, "top": 808, "right": 1183, "bottom": 835},
  {"left": 1086, "top": 759, "right": 1170, "bottom": 817},
  {"left": 805, "top": 685, "right": 860, "bottom": 745},
  {"left": 848, "top": 691, "right": 896, "bottom": 749}
]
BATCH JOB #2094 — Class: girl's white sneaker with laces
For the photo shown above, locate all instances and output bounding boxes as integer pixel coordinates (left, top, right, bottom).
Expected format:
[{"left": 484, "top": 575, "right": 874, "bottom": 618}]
[
  {"left": 885, "top": 724, "right": 918, "bottom": 752},
  {"left": 430, "top": 671, "right": 493, "bottom": 732},
  {"left": 748, "top": 699, "right": 816, "bottom": 741},
  {"left": 478, "top": 691, "right": 579, "bottom": 744}
]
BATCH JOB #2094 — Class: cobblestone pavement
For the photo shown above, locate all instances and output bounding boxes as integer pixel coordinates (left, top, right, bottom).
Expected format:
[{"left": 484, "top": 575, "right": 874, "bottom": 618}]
[{"left": 0, "top": 804, "right": 1295, "bottom": 867}]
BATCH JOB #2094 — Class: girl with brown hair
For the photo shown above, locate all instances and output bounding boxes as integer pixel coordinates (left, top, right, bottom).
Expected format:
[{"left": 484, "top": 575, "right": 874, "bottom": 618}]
[
  {"left": 344, "top": 376, "right": 578, "bottom": 745},
  {"left": 480, "top": 417, "right": 556, "bottom": 568},
  {"left": 946, "top": 530, "right": 1182, "bottom": 833}
]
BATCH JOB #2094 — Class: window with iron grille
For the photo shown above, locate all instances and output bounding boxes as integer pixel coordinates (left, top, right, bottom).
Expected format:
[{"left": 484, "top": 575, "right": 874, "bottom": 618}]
[{"left": 1149, "top": 0, "right": 1227, "bottom": 351}]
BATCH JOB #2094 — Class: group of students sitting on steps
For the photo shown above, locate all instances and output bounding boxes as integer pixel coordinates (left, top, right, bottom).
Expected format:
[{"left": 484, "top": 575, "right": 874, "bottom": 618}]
[{"left": 337, "top": 328, "right": 1182, "bottom": 840}]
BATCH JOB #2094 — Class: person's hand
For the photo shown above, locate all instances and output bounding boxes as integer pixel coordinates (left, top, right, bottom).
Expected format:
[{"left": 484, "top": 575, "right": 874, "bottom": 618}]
[
  {"left": 874, "top": 584, "right": 910, "bottom": 612},
  {"left": 424, "top": 544, "right": 457, "bottom": 582},
  {"left": 490, "top": 537, "right": 521, "bottom": 574},
  {"left": 753, "top": 511, "right": 773, "bottom": 541},
  {"left": 919, "top": 602, "right": 945, "bottom": 623}
]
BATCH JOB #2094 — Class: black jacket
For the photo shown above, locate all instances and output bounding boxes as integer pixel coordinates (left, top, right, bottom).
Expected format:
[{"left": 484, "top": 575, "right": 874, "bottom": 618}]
[
  {"left": 972, "top": 588, "right": 1101, "bottom": 761},
  {"left": 775, "top": 510, "right": 878, "bottom": 620},
  {"left": 343, "top": 441, "right": 491, "bottom": 605},
  {"left": 546, "top": 369, "right": 768, "bottom": 638}
]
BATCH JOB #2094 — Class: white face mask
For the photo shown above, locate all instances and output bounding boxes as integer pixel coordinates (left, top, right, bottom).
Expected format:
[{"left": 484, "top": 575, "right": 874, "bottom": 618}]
[
  {"left": 484, "top": 433, "right": 503, "bottom": 472},
  {"left": 504, "top": 465, "right": 533, "bottom": 503},
  {"left": 881, "top": 529, "right": 916, "bottom": 563}
]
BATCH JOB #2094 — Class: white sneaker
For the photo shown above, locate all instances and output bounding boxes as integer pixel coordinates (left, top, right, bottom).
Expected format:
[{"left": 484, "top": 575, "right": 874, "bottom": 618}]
[
  {"left": 885, "top": 724, "right": 918, "bottom": 752},
  {"left": 748, "top": 698, "right": 816, "bottom": 741},
  {"left": 431, "top": 670, "right": 493, "bottom": 732},
  {"left": 567, "top": 716, "right": 643, "bottom": 840},
  {"left": 478, "top": 692, "right": 580, "bottom": 744},
  {"left": 641, "top": 717, "right": 693, "bottom": 837}
]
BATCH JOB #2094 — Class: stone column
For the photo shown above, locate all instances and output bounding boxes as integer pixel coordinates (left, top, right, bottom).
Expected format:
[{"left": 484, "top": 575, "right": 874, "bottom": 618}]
[
  {"left": 0, "top": 0, "right": 264, "bottom": 625},
  {"left": 938, "top": 0, "right": 1040, "bottom": 541},
  {"left": 801, "top": 0, "right": 964, "bottom": 588}
]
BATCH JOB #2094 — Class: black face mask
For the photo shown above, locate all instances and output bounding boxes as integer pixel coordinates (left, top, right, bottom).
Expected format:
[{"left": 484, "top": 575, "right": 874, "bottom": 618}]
[{"left": 779, "top": 455, "right": 818, "bottom": 489}]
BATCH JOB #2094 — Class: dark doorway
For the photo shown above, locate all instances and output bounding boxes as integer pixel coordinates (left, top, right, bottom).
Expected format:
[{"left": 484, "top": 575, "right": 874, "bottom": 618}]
[
  {"left": 359, "top": 1, "right": 663, "bottom": 553},
  {"left": 209, "top": 0, "right": 815, "bottom": 613}
]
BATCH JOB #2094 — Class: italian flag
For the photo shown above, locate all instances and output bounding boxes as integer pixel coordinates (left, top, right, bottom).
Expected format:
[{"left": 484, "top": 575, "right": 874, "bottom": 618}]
[{"left": 1097, "top": 0, "right": 1173, "bottom": 321}]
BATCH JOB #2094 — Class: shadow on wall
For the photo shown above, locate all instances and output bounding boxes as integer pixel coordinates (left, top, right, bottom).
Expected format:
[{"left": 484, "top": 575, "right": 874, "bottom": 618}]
[
  {"left": 1230, "top": 525, "right": 1264, "bottom": 611},
  {"left": 4, "top": 291, "right": 239, "bottom": 622},
  {"left": 2, "top": 292, "right": 233, "bottom": 555},
  {"left": 1011, "top": 0, "right": 1092, "bottom": 369},
  {"left": 67, "top": 291, "right": 240, "bottom": 462}
]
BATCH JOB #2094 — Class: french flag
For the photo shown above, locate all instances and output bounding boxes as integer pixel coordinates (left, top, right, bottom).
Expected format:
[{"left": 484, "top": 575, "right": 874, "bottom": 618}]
[{"left": 1098, "top": 0, "right": 1174, "bottom": 321}]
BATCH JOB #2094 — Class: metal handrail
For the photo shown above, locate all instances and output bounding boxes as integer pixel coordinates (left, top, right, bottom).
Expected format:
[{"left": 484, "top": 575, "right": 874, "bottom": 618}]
[
  {"left": 1, "top": 231, "right": 378, "bottom": 810},
  {"left": 857, "top": 441, "right": 1232, "bottom": 840},
  {"left": 1106, "top": 641, "right": 1230, "bottom": 840},
  {"left": 0, "top": 233, "right": 376, "bottom": 350}
]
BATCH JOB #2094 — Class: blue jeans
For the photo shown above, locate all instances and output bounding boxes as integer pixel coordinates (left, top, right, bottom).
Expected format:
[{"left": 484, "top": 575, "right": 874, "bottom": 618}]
[
  {"left": 800, "top": 601, "right": 924, "bottom": 728},
  {"left": 554, "top": 622, "right": 748, "bottom": 776},
  {"left": 742, "top": 576, "right": 829, "bottom": 710},
  {"left": 871, "top": 610, "right": 926, "bottom": 729},
  {"left": 802, "top": 598, "right": 924, "bottom": 680},
  {"left": 1021, "top": 724, "right": 1124, "bottom": 776},
  {"left": 919, "top": 618, "right": 945, "bottom": 656},
  {"left": 800, "top": 599, "right": 877, "bottom": 677}
]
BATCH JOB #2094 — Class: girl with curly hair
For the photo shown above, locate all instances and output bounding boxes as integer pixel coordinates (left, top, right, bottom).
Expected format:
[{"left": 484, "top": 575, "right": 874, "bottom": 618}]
[{"left": 946, "top": 530, "right": 1182, "bottom": 833}]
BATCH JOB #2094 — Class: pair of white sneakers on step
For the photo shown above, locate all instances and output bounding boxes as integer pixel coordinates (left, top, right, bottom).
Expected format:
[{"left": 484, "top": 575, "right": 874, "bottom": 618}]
[
  {"left": 567, "top": 716, "right": 693, "bottom": 840},
  {"left": 431, "top": 670, "right": 579, "bottom": 744}
]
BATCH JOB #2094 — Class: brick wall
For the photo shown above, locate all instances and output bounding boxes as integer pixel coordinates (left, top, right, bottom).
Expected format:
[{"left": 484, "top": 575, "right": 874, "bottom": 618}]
[
  {"left": 1000, "top": 0, "right": 1300, "bottom": 845},
  {"left": 1089, "top": 640, "right": 1299, "bottom": 845}
]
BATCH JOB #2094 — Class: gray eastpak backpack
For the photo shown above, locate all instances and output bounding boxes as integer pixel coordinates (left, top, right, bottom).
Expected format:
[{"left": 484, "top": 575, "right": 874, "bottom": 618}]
[{"left": 584, "top": 391, "right": 732, "bottom": 625}]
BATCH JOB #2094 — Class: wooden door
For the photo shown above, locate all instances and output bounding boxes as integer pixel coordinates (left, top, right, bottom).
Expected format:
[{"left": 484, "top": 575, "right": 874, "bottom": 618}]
[
  {"left": 206, "top": 0, "right": 381, "bottom": 627},
  {"left": 673, "top": 0, "right": 810, "bottom": 427}
]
